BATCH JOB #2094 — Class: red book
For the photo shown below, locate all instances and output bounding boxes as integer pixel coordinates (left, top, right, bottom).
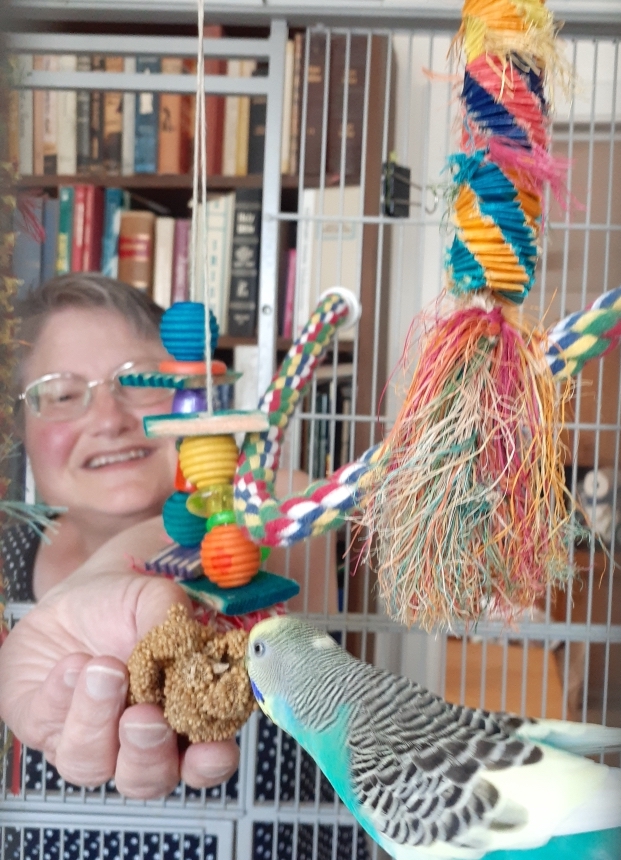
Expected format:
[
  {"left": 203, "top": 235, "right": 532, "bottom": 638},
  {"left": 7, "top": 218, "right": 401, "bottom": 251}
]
[
  {"left": 203, "top": 25, "right": 225, "bottom": 176},
  {"left": 71, "top": 184, "right": 87, "bottom": 272},
  {"left": 171, "top": 218, "right": 191, "bottom": 302},
  {"left": 82, "top": 185, "right": 105, "bottom": 271}
]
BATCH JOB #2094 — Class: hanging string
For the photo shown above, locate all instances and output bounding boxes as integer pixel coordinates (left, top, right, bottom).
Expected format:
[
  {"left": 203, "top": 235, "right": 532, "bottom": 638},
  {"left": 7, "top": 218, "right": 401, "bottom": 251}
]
[{"left": 190, "top": 0, "right": 214, "bottom": 415}]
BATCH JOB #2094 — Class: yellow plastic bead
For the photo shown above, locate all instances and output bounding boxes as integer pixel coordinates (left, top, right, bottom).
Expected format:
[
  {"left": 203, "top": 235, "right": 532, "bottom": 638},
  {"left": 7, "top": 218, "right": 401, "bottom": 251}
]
[{"left": 178, "top": 435, "right": 239, "bottom": 489}]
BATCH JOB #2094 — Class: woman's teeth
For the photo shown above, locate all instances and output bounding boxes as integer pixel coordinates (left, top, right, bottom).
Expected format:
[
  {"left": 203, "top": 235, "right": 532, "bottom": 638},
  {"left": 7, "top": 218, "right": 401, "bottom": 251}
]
[{"left": 86, "top": 449, "right": 149, "bottom": 468}]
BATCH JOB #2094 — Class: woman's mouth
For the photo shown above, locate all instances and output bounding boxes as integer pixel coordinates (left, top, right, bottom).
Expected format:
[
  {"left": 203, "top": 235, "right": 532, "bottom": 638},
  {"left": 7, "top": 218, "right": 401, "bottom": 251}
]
[{"left": 84, "top": 448, "right": 152, "bottom": 469}]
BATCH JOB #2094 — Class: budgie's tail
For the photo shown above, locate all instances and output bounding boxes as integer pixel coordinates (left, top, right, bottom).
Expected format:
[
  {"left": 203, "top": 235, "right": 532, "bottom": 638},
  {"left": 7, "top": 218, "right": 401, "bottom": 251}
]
[{"left": 515, "top": 718, "right": 621, "bottom": 756}]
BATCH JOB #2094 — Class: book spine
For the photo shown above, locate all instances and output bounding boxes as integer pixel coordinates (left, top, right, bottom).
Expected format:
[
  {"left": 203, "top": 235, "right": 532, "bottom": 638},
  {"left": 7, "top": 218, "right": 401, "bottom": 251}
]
[
  {"left": 32, "top": 55, "right": 45, "bottom": 175},
  {"left": 134, "top": 56, "right": 160, "bottom": 174},
  {"left": 12, "top": 196, "right": 43, "bottom": 299},
  {"left": 171, "top": 218, "right": 191, "bottom": 303},
  {"left": 295, "top": 188, "right": 316, "bottom": 338},
  {"left": 247, "top": 62, "right": 268, "bottom": 176},
  {"left": 82, "top": 185, "right": 105, "bottom": 271},
  {"left": 71, "top": 184, "right": 87, "bottom": 271},
  {"left": 222, "top": 59, "right": 241, "bottom": 177},
  {"left": 288, "top": 33, "right": 304, "bottom": 177},
  {"left": 122, "top": 56, "right": 136, "bottom": 175},
  {"left": 303, "top": 33, "right": 327, "bottom": 178},
  {"left": 42, "top": 55, "right": 58, "bottom": 175},
  {"left": 235, "top": 60, "right": 255, "bottom": 177},
  {"left": 41, "top": 196, "right": 60, "bottom": 283},
  {"left": 101, "top": 187, "right": 124, "bottom": 278},
  {"left": 103, "top": 56, "right": 124, "bottom": 174},
  {"left": 56, "top": 55, "right": 77, "bottom": 175},
  {"left": 203, "top": 26, "right": 225, "bottom": 176},
  {"left": 227, "top": 188, "right": 262, "bottom": 337},
  {"left": 205, "top": 192, "right": 235, "bottom": 333},
  {"left": 56, "top": 186, "right": 74, "bottom": 275},
  {"left": 89, "top": 54, "right": 106, "bottom": 171},
  {"left": 327, "top": 35, "right": 367, "bottom": 182},
  {"left": 280, "top": 39, "right": 294, "bottom": 176},
  {"left": 152, "top": 216, "right": 175, "bottom": 309},
  {"left": 76, "top": 54, "right": 92, "bottom": 175},
  {"left": 118, "top": 210, "right": 156, "bottom": 291},
  {"left": 17, "top": 54, "right": 34, "bottom": 175},
  {"left": 158, "top": 57, "right": 186, "bottom": 175}
]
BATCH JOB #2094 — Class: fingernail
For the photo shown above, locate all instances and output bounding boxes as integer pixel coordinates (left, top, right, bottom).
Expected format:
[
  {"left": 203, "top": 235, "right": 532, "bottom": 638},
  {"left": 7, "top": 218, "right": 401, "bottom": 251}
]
[
  {"left": 123, "top": 723, "right": 172, "bottom": 749},
  {"left": 64, "top": 669, "right": 81, "bottom": 689},
  {"left": 85, "top": 665, "right": 127, "bottom": 701}
]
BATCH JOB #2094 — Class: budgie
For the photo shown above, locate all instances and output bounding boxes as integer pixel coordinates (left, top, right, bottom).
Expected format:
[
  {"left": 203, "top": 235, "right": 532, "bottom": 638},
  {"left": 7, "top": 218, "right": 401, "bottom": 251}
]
[{"left": 246, "top": 616, "right": 621, "bottom": 860}]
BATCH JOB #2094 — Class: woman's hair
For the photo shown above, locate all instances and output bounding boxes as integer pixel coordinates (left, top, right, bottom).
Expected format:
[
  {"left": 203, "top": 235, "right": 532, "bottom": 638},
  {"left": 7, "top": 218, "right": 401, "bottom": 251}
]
[{"left": 14, "top": 273, "right": 164, "bottom": 386}]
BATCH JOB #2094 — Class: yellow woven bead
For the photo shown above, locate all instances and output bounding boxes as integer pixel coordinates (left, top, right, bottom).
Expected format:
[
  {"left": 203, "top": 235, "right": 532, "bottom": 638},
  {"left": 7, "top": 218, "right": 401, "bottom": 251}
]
[{"left": 178, "top": 435, "right": 239, "bottom": 489}]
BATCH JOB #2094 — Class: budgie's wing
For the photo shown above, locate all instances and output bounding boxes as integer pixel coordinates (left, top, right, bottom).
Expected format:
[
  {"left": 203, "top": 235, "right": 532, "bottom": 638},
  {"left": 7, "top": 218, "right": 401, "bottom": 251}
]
[
  {"left": 514, "top": 718, "right": 621, "bottom": 755},
  {"left": 346, "top": 668, "right": 620, "bottom": 858}
]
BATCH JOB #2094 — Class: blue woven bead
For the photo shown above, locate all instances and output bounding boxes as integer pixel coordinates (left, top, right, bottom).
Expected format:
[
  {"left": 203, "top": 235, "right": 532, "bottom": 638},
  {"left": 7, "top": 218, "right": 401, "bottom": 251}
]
[
  {"left": 162, "top": 491, "right": 206, "bottom": 547},
  {"left": 160, "top": 302, "right": 220, "bottom": 360}
]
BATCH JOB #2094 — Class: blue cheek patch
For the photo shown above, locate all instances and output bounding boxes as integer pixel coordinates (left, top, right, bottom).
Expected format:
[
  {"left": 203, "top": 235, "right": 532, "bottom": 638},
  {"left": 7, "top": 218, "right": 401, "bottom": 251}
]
[{"left": 250, "top": 679, "right": 264, "bottom": 703}]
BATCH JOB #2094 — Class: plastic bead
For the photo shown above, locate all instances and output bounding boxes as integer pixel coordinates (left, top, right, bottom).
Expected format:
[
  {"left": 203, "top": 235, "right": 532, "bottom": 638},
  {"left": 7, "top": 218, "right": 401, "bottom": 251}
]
[
  {"left": 200, "top": 521, "right": 261, "bottom": 588},
  {"left": 159, "top": 358, "right": 228, "bottom": 375},
  {"left": 163, "top": 491, "right": 206, "bottom": 547},
  {"left": 178, "top": 434, "right": 239, "bottom": 489},
  {"left": 172, "top": 388, "right": 207, "bottom": 415},
  {"left": 186, "top": 483, "right": 234, "bottom": 517},
  {"left": 174, "top": 461, "right": 198, "bottom": 493},
  {"left": 159, "top": 302, "right": 220, "bottom": 361}
]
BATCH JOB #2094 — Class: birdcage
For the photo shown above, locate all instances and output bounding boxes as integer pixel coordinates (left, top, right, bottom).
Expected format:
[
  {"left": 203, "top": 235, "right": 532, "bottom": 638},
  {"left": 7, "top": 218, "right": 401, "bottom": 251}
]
[{"left": 2, "top": 4, "right": 620, "bottom": 859}]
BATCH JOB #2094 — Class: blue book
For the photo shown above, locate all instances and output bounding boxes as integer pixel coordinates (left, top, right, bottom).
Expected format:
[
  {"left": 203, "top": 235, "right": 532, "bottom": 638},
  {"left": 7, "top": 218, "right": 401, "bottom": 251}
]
[
  {"left": 12, "top": 196, "right": 43, "bottom": 300},
  {"left": 101, "top": 187, "right": 124, "bottom": 277},
  {"left": 134, "top": 56, "right": 160, "bottom": 173},
  {"left": 41, "top": 196, "right": 60, "bottom": 284}
]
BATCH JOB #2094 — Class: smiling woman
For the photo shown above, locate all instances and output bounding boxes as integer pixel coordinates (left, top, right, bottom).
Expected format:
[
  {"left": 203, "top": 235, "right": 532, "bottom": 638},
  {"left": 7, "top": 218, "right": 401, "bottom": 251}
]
[{"left": 8, "top": 273, "right": 177, "bottom": 599}]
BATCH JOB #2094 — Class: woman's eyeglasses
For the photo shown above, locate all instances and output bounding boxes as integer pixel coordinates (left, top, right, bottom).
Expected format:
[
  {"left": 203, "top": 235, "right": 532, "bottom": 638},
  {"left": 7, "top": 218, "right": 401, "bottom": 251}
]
[{"left": 18, "top": 361, "right": 173, "bottom": 422}]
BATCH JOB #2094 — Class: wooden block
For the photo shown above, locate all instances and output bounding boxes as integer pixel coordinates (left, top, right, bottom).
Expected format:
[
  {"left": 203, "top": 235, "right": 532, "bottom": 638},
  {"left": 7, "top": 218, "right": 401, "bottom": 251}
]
[
  {"left": 144, "top": 410, "right": 269, "bottom": 438},
  {"left": 118, "top": 370, "right": 241, "bottom": 390},
  {"left": 181, "top": 570, "right": 300, "bottom": 616}
]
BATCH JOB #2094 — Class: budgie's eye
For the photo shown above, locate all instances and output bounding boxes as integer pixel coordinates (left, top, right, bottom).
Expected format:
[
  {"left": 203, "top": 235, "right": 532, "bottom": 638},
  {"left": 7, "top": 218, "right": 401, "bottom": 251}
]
[{"left": 253, "top": 641, "right": 266, "bottom": 657}]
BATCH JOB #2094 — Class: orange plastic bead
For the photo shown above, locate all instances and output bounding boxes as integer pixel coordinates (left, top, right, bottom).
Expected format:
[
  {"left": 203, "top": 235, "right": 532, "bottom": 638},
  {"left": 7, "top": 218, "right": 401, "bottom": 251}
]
[
  {"left": 159, "top": 359, "right": 228, "bottom": 376},
  {"left": 174, "top": 460, "right": 198, "bottom": 493},
  {"left": 200, "top": 524, "right": 261, "bottom": 589}
]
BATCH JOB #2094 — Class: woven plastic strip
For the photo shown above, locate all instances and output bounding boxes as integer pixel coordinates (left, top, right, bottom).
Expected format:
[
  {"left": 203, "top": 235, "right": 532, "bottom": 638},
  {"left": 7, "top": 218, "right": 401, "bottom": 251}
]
[{"left": 234, "top": 289, "right": 621, "bottom": 549}]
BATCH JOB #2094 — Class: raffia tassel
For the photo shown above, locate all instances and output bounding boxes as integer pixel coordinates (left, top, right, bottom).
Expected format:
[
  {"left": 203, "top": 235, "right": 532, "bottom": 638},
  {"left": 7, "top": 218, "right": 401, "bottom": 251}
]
[{"left": 357, "top": 302, "right": 576, "bottom": 631}]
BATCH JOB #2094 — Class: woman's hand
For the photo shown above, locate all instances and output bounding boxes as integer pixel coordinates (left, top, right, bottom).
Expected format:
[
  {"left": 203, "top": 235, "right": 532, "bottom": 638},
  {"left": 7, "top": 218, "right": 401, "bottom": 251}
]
[{"left": 0, "top": 518, "right": 239, "bottom": 798}]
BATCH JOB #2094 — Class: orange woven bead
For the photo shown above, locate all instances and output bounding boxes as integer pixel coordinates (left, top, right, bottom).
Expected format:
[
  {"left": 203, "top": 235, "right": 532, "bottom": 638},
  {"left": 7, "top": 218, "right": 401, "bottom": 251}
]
[{"left": 200, "top": 524, "right": 261, "bottom": 588}]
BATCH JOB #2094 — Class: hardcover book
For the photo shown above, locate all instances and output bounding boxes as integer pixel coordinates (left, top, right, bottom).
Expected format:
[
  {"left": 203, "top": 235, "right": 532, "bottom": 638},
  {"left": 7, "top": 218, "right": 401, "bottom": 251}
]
[
  {"left": 122, "top": 56, "right": 136, "bottom": 175},
  {"left": 76, "top": 54, "right": 92, "bottom": 174},
  {"left": 41, "top": 196, "right": 60, "bottom": 283},
  {"left": 16, "top": 54, "right": 33, "bottom": 176},
  {"left": 101, "top": 187, "right": 124, "bottom": 278},
  {"left": 222, "top": 59, "right": 241, "bottom": 177},
  {"left": 247, "top": 62, "right": 268, "bottom": 176},
  {"left": 103, "top": 56, "right": 124, "bottom": 173},
  {"left": 82, "top": 185, "right": 105, "bottom": 271},
  {"left": 303, "top": 32, "right": 327, "bottom": 179},
  {"left": 205, "top": 192, "right": 235, "bottom": 333},
  {"left": 227, "top": 187, "right": 262, "bottom": 337},
  {"left": 152, "top": 215, "right": 175, "bottom": 308},
  {"left": 32, "top": 55, "right": 45, "bottom": 175},
  {"left": 56, "top": 185, "right": 74, "bottom": 275},
  {"left": 118, "top": 210, "right": 156, "bottom": 291},
  {"left": 158, "top": 57, "right": 188, "bottom": 175},
  {"left": 89, "top": 54, "right": 106, "bottom": 170},
  {"left": 326, "top": 35, "right": 367, "bottom": 182},
  {"left": 42, "top": 55, "right": 58, "bottom": 175},
  {"left": 203, "top": 25, "right": 225, "bottom": 176},
  {"left": 56, "top": 54, "right": 77, "bottom": 175},
  {"left": 71, "top": 184, "right": 88, "bottom": 271},
  {"left": 171, "top": 217, "right": 191, "bottom": 303},
  {"left": 134, "top": 56, "right": 161, "bottom": 174}
]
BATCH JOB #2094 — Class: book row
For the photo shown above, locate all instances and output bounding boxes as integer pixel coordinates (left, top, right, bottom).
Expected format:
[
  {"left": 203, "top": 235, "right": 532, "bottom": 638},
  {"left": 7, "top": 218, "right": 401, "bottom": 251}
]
[
  {"left": 14, "top": 184, "right": 307, "bottom": 338},
  {"left": 10, "top": 31, "right": 369, "bottom": 182}
]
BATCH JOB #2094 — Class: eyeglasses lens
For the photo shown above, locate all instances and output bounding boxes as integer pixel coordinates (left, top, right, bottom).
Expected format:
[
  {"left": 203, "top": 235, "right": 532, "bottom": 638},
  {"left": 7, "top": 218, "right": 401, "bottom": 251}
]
[
  {"left": 113, "top": 363, "right": 174, "bottom": 408},
  {"left": 27, "top": 375, "right": 90, "bottom": 420}
]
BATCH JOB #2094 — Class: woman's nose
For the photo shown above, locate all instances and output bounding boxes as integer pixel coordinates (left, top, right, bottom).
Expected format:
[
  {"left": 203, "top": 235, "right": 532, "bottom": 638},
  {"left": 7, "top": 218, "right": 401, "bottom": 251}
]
[{"left": 89, "top": 380, "right": 138, "bottom": 432}]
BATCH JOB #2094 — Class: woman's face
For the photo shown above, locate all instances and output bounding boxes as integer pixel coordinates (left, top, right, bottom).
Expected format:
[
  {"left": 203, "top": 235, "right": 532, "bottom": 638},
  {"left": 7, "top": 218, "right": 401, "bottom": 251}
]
[{"left": 22, "top": 306, "right": 177, "bottom": 521}]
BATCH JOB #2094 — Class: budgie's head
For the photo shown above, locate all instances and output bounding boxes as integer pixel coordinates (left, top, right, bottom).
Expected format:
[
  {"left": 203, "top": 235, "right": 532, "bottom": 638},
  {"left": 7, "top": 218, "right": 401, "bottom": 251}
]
[{"left": 246, "top": 616, "right": 342, "bottom": 722}]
